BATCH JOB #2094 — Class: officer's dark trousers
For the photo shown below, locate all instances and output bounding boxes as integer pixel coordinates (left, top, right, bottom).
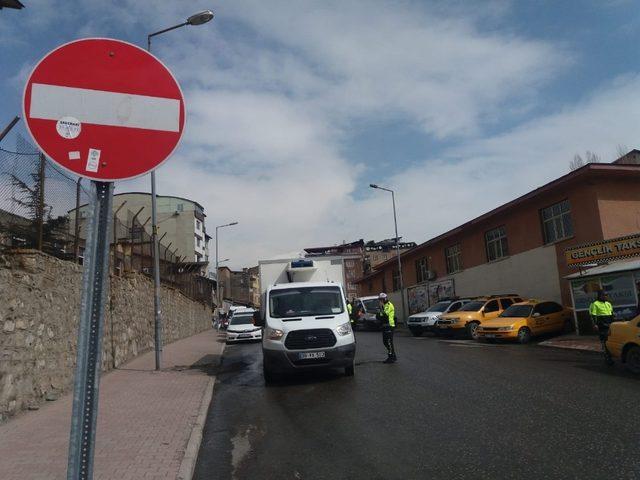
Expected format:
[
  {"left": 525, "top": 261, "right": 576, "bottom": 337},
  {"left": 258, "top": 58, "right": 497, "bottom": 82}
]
[
  {"left": 382, "top": 326, "right": 396, "bottom": 358},
  {"left": 595, "top": 315, "right": 614, "bottom": 343}
]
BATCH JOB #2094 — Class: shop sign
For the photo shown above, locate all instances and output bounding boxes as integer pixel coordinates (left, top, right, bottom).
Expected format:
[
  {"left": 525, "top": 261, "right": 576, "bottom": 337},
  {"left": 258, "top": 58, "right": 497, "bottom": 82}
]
[{"left": 565, "top": 233, "right": 640, "bottom": 266}]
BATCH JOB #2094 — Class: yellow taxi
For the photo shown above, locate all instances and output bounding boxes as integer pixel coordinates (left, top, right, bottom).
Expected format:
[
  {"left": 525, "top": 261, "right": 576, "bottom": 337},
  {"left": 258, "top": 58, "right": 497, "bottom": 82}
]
[
  {"left": 437, "top": 295, "right": 523, "bottom": 339},
  {"left": 605, "top": 316, "right": 640, "bottom": 374},
  {"left": 476, "top": 299, "right": 573, "bottom": 343}
]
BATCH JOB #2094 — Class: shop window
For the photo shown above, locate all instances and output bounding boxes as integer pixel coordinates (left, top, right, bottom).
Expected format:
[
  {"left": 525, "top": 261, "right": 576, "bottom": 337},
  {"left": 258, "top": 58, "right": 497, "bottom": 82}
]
[
  {"left": 415, "top": 257, "right": 429, "bottom": 283},
  {"left": 485, "top": 226, "right": 509, "bottom": 262},
  {"left": 445, "top": 244, "right": 462, "bottom": 273},
  {"left": 541, "top": 200, "right": 573, "bottom": 244}
]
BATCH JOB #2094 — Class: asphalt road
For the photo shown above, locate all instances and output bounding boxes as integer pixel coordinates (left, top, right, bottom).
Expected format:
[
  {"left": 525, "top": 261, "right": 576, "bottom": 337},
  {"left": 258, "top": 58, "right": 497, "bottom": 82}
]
[{"left": 194, "top": 330, "right": 640, "bottom": 480}]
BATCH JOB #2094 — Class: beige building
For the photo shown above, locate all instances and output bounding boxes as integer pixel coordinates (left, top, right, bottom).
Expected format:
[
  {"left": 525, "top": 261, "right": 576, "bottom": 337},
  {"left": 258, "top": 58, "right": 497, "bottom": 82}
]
[{"left": 70, "top": 192, "right": 210, "bottom": 269}]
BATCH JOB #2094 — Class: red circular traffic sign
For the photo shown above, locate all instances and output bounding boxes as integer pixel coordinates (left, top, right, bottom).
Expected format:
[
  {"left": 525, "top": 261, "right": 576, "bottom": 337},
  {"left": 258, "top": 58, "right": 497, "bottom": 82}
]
[{"left": 23, "top": 38, "right": 186, "bottom": 181}]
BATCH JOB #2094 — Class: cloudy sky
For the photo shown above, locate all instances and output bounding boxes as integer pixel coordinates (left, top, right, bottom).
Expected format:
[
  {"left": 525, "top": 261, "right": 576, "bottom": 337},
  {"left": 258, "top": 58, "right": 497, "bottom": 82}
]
[{"left": 2, "top": 1, "right": 640, "bottom": 269}]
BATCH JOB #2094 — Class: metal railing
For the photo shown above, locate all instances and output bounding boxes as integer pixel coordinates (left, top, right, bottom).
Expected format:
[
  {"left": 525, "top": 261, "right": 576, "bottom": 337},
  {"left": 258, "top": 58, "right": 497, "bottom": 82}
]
[{"left": 0, "top": 133, "right": 214, "bottom": 307}]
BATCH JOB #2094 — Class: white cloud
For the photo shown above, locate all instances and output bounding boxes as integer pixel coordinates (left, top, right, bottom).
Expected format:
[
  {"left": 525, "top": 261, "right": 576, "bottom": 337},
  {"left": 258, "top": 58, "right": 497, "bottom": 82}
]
[{"left": 10, "top": 1, "right": 637, "bottom": 271}]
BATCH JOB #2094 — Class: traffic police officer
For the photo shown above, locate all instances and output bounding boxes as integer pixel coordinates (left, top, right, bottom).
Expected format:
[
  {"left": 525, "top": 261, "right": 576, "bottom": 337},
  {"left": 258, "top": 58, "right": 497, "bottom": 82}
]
[
  {"left": 589, "top": 290, "right": 614, "bottom": 343},
  {"left": 378, "top": 293, "right": 397, "bottom": 363}
]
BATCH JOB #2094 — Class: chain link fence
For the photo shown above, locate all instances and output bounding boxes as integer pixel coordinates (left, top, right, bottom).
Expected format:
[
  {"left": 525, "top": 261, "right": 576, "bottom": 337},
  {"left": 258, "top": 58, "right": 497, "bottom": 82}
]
[{"left": 0, "top": 132, "right": 214, "bottom": 307}]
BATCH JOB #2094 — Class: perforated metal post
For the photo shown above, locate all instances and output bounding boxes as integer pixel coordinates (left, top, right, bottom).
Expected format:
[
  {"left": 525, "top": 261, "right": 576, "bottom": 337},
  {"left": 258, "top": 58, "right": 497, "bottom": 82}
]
[{"left": 67, "top": 181, "right": 113, "bottom": 480}]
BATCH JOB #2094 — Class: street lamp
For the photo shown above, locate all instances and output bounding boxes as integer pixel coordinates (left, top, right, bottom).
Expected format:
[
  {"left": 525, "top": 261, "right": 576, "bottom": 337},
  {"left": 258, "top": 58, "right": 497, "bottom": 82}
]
[
  {"left": 370, "top": 183, "right": 407, "bottom": 324},
  {"left": 147, "top": 9, "right": 214, "bottom": 371},
  {"left": 216, "top": 222, "right": 238, "bottom": 312}
]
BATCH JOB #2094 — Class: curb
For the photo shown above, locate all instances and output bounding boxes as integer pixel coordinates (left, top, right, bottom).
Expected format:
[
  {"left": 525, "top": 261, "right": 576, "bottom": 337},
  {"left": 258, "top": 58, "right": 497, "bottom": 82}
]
[
  {"left": 176, "top": 337, "right": 226, "bottom": 480},
  {"left": 538, "top": 341, "right": 602, "bottom": 353},
  {"left": 177, "top": 377, "right": 215, "bottom": 480}
]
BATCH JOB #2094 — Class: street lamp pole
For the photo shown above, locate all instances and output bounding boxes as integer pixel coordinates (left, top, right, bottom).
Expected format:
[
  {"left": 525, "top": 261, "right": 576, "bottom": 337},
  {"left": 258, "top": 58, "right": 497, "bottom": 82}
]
[
  {"left": 215, "top": 222, "right": 238, "bottom": 313},
  {"left": 370, "top": 184, "right": 407, "bottom": 324},
  {"left": 147, "top": 9, "right": 214, "bottom": 371}
]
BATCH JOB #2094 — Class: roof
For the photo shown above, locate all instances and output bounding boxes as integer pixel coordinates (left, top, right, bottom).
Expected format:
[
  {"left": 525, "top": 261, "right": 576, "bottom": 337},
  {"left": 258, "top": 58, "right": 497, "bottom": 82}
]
[
  {"left": 268, "top": 281, "right": 343, "bottom": 291},
  {"left": 565, "top": 258, "right": 640, "bottom": 280},
  {"left": 356, "top": 162, "right": 640, "bottom": 283},
  {"left": 112, "top": 192, "right": 205, "bottom": 212}
]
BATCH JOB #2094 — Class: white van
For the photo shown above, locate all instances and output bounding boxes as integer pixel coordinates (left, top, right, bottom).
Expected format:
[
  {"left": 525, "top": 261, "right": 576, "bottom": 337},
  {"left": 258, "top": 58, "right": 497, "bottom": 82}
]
[{"left": 258, "top": 281, "right": 356, "bottom": 382}]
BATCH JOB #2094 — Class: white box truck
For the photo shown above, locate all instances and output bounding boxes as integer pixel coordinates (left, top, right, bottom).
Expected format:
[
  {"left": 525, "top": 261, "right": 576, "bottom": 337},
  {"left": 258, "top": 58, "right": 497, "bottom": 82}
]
[{"left": 256, "top": 257, "right": 356, "bottom": 383}]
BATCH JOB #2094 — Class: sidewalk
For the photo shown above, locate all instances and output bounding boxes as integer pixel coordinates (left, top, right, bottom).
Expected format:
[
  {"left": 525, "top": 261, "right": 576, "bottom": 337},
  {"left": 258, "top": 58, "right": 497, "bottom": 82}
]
[
  {"left": 0, "top": 328, "right": 225, "bottom": 480},
  {"left": 538, "top": 334, "right": 602, "bottom": 353}
]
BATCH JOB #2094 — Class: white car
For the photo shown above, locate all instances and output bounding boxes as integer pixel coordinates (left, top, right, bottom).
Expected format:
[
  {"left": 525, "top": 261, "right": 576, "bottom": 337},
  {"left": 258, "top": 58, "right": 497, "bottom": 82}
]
[
  {"left": 226, "top": 310, "right": 262, "bottom": 344},
  {"left": 407, "top": 299, "right": 470, "bottom": 337}
]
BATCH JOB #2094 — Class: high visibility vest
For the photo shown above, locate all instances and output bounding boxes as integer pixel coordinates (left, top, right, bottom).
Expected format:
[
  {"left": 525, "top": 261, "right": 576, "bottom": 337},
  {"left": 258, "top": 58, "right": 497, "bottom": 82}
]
[
  {"left": 589, "top": 300, "right": 613, "bottom": 317},
  {"left": 383, "top": 301, "right": 395, "bottom": 327},
  {"left": 347, "top": 303, "right": 353, "bottom": 315}
]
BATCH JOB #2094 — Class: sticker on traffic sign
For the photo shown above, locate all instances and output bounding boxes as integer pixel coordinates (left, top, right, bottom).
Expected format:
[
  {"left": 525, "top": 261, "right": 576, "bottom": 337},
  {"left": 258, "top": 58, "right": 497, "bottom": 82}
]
[{"left": 23, "top": 38, "right": 186, "bottom": 181}]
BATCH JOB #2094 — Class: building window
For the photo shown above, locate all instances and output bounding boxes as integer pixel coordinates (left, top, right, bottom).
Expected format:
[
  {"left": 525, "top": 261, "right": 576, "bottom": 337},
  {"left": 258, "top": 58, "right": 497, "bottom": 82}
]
[
  {"left": 541, "top": 200, "right": 573, "bottom": 244},
  {"left": 196, "top": 235, "right": 201, "bottom": 248},
  {"left": 485, "top": 226, "right": 508, "bottom": 262},
  {"left": 196, "top": 220, "right": 201, "bottom": 231},
  {"left": 392, "top": 269, "right": 400, "bottom": 291},
  {"left": 445, "top": 244, "right": 462, "bottom": 274},
  {"left": 415, "top": 257, "right": 429, "bottom": 283},
  {"left": 176, "top": 203, "right": 184, "bottom": 212}
]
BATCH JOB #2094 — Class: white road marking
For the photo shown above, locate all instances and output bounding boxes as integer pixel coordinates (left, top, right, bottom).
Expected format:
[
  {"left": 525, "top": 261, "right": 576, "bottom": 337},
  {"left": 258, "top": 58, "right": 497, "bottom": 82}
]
[{"left": 29, "top": 83, "right": 180, "bottom": 132}]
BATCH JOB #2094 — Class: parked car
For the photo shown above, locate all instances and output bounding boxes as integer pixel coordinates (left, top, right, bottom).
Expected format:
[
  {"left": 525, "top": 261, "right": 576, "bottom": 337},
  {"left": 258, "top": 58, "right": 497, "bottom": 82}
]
[
  {"left": 407, "top": 299, "right": 471, "bottom": 336},
  {"left": 476, "top": 300, "right": 573, "bottom": 343},
  {"left": 226, "top": 309, "right": 262, "bottom": 344},
  {"left": 353, "top": 295, "right": 383, "bottom": 330},
  {"left": 437, "top": 294, "right": 523, "bottom": 339},
  {"left": 605, "top": 315, "right": 640, "bottom": 373}
]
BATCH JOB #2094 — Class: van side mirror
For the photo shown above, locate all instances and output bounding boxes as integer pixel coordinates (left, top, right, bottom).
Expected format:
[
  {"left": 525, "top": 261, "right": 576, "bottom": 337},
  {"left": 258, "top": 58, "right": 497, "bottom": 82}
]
[
  {"left": 481, "top": 310, "right": 485, "bottom": 317},
  {"left": 253, "top": 311, "right": 264, "bottom": 327}
]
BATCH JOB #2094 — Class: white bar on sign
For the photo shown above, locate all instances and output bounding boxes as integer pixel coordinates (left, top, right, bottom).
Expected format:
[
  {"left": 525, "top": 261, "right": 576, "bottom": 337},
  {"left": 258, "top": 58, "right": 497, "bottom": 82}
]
[{"left": 29, "top": 83, "right": 180, "bottom": 132}]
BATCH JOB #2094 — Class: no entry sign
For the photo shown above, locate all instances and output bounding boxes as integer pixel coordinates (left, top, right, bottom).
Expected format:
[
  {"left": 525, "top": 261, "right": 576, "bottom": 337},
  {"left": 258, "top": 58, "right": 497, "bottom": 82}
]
[{"left": 23, "top": 38, "right": 185, "bottom": 181}]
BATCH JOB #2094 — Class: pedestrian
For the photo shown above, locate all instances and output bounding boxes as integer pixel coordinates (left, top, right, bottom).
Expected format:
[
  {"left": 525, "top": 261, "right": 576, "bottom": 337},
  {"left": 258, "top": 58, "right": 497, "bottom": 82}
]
[
  {"left": 378, "top": 292, "right": 397, "bottom": 363},
  {"left": 589, "top": 290, "right": 614, "bottom": 346}
]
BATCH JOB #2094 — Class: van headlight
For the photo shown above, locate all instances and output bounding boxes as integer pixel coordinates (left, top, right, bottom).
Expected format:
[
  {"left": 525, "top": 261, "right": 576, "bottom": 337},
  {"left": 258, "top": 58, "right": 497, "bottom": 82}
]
[
  {"left": 336, "top": 322, "right": 352, "bottom": 336},
  {"left": 266, "top": 327, "right": 284, "bottom": 340}
]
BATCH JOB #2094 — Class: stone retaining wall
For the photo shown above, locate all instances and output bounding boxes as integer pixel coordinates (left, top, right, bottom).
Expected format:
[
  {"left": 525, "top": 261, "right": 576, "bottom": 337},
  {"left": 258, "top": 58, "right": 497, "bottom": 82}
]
[{"left": 0, "top": 250, "right": 212, "bottom": 420}]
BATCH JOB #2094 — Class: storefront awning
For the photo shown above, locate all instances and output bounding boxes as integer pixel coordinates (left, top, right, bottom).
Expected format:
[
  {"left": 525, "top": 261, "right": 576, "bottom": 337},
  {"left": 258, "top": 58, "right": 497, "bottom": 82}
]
[{"left": 565, "top": 258, "right": 640, "bottom": 280}]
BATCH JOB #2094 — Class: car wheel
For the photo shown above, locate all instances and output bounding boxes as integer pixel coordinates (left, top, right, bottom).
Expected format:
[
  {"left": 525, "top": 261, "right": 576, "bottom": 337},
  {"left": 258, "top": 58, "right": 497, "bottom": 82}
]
[
  {"left": 517, "top": 327, "right": 532, "bottom": 344},
  {"left": 624, "top": 345, "right": 640, "bottom": 374},
  {"left": 345, "top": 362, "right": 355, "bottom": 377},
  {"left": 466, "top": 322, "right": 480, "bottom": 340},
  {"left": 409, "top": 328, "right": 423, "bottom": 337}
]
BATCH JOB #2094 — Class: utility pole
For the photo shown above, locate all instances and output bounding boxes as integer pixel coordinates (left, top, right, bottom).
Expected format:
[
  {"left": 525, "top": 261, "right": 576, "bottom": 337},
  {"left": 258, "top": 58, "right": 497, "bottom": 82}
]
[{"left": 370, "top": 184, "right": 407, "bottom": 324}]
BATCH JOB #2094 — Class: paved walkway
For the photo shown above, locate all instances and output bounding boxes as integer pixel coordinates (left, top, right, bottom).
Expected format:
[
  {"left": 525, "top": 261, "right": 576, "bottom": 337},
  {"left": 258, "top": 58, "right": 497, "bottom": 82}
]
[
  {"left": 0, "top": 328, "right": 225, "bottom": 480},
  {"left": 538, "top": 333, "right": 602, "bottom": 352}
]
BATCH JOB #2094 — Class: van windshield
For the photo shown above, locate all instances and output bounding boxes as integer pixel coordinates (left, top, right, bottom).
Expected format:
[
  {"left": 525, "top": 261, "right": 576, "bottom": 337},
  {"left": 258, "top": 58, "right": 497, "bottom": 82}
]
[{"left": 270, "top": 286, "right": 344, "bottom": 318}]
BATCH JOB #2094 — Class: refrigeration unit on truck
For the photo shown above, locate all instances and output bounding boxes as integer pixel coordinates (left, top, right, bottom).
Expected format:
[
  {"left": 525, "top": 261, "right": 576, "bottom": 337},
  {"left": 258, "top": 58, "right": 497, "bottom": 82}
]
[{"left": 256, "top": 257, "right": 356, "bottom": 383}]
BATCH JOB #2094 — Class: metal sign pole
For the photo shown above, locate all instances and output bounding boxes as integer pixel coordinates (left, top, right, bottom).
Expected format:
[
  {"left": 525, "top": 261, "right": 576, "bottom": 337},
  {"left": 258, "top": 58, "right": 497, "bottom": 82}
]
[{"left": 67, "top": 181, "right": 114, "bottom": 480}]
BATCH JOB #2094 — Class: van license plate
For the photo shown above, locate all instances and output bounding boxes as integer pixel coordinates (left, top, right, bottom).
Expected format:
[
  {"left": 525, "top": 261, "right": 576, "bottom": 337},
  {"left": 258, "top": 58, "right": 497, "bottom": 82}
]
[{"left": 299, "top": 351, "right": 326, "bottom": 360}]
